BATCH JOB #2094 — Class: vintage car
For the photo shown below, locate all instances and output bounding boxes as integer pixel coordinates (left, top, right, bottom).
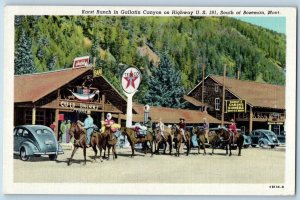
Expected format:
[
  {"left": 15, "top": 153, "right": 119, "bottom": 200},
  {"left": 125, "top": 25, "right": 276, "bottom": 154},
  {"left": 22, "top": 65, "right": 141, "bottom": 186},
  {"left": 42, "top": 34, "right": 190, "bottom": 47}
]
[
  {"left": 242, "top": 133, "right": 252, "bottom": 148},
  {"left": 14, "top": 125, "right": 64, "bottom": 161},
  {"left": 250, "top": 129, "right": 280, "bottom": 148},
  {"left": 276, "top": 130, "right": 286, "bottom": 145}
]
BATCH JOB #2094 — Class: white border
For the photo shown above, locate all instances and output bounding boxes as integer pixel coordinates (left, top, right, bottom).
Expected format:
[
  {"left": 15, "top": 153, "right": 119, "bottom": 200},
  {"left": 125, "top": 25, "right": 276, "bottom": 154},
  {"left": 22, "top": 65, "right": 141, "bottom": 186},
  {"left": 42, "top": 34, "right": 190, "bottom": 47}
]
[{"left": 3, "top": 6, "right": 296, "bottom": 195}]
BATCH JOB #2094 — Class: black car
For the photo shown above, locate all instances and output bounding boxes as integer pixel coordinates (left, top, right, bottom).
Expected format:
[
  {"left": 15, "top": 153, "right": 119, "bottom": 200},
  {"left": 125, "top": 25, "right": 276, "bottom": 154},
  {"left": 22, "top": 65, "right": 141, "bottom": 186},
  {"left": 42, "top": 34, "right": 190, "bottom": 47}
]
[
  {"left": 250, "top": 129, "right": 280, "bottom": 148},
  {"left": 14, "top": 125, "right": 64, "bottom": 161}
]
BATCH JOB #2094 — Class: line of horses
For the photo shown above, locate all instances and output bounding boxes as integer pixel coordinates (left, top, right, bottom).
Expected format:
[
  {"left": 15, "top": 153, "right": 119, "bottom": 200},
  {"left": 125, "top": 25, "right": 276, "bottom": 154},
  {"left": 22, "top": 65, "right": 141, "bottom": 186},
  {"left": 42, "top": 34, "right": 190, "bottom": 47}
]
[{"left": 67, "top": 122, "right": 244, "bottom": 165}]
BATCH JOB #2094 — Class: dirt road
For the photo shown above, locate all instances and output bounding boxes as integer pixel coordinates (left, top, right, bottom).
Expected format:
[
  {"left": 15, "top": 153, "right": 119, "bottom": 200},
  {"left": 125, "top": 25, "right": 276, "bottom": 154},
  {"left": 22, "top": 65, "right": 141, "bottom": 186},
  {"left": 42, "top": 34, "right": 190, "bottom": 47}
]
[{"left": 14, "top": 146, "right": 285, "bottom": 183}]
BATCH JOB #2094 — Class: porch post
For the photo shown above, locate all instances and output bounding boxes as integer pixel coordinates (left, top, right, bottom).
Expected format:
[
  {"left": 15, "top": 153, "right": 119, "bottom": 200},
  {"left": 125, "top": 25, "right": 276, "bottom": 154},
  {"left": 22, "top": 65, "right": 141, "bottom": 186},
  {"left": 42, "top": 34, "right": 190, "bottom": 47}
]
[
  {"left": 32, "top": 106, "right": 36, "bottom": 125},
  {"left": 118, "top": 113, "right": 121, "bottom": 125},
  {"left": 249, "top": 106, "right": 253, "bottom": 133},
  {"left": 54, "top": 109, "right": 59, "bottom": 139}
]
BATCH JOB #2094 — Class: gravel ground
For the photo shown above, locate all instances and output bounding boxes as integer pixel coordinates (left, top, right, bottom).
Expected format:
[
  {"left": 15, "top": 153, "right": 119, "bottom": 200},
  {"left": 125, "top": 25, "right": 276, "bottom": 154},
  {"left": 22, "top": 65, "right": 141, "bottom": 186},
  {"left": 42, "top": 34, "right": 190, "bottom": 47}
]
[{"left": 14, "top": 145, "right": 285, "bottom": 183}]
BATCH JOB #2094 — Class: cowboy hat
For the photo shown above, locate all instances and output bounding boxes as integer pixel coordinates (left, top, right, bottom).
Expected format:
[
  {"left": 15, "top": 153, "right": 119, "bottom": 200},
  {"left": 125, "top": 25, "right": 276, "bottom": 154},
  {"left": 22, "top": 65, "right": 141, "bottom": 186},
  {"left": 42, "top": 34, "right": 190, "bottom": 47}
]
[
  {"left": 179, "top": 117, "right": 185, "bottom": 120},
  {"left": 86, "top": 110, "right": 91, "bottom": 115},
  {"left": 230, "top": 119, "right": 235, "bottom": 122}
]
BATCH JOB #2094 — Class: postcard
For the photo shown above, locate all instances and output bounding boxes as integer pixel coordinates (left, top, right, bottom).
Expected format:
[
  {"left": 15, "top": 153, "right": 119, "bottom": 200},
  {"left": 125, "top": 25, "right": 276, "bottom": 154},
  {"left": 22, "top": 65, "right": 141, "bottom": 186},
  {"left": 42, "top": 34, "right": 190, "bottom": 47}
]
[{"left": 3, "top": 6, "right": 296, "bottom": 195}]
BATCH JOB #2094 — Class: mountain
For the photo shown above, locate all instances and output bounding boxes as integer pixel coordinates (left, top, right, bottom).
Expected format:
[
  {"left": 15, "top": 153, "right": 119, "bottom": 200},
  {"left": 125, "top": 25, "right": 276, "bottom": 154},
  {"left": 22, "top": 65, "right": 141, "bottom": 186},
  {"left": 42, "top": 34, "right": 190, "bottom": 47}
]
[{"left": 14, "top": 16, "right": 286, "bottom": 104}]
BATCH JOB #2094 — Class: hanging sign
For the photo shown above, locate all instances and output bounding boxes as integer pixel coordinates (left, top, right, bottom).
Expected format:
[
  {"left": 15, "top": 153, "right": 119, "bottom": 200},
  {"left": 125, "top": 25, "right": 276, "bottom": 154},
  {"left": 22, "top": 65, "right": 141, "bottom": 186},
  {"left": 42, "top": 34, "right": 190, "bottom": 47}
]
[
  {"left": 121, "top": 67, "right": 142, "bottom": 94},
  {"left": 225, "top": 99, "right": 246, "bottom": 113},
  {"left": 93, "top": 67, "right": 102, "bottom": 78},
  {"left": 72, "top": 56, "right": 90, "bottom": 69}
]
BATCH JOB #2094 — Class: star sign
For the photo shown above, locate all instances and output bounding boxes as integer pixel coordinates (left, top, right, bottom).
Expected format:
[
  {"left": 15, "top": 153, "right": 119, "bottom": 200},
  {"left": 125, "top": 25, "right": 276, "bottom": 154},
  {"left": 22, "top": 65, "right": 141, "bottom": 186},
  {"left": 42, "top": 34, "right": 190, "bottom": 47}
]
[{"left": 124, "top": 70, "right": 138, "bottom": 89}]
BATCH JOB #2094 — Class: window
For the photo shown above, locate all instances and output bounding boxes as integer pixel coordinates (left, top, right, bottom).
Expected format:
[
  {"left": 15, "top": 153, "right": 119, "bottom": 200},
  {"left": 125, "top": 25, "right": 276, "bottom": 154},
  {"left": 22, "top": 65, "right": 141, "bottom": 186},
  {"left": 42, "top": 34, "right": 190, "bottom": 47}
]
[
  {"left": 215, "top": 98, "right": 220, "bottom": 110},
  {"left": 214, "top": 84, "right": 219, "bottom": 92}
]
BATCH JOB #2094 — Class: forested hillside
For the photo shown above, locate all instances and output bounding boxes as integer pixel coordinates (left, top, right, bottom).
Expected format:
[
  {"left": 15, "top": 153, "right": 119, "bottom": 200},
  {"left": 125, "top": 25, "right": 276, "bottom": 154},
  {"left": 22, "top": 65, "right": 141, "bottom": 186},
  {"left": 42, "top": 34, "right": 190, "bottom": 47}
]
[{"left": 14, "top": 16, "right": 286, "bottom": 106}]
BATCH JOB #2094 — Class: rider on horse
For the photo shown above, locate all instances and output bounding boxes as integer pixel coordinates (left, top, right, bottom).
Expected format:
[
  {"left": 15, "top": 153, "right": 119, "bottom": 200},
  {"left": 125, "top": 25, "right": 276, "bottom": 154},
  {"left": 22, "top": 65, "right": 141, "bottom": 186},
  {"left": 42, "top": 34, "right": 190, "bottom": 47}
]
[
  {"left": 145, "top": 117, "right": 153, "bottom": 134},
  {"left": 101, "top": 113, "right": 121, "bottom": 139},
  {"left": 77, "top": 110, "right": 94, "bottom": 147},
  {"left": 228, "top": 119, "right": 237, "bottom": 135},
  {"left": 179, "top": 118, "right": 187, "bottom": 142}
]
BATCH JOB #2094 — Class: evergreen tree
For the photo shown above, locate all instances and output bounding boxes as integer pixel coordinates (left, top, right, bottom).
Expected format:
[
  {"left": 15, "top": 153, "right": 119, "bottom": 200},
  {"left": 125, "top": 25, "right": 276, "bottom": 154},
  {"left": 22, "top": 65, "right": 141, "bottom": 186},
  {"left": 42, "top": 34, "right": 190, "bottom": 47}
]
[
  {"left": 14, "top": 30, "right": 36, "bottom": 75},
  {"left": 143, "top": 53, "right": 185, "bottom": 108}
]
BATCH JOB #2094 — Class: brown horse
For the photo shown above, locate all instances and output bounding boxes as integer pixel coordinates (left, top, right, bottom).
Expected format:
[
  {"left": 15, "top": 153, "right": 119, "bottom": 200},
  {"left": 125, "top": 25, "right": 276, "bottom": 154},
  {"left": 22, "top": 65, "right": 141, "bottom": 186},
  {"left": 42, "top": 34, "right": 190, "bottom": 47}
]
[
  {"left": 121, "top": 127, "right": 154, "bottom": 157},
  {"left": 154, "top": 125, "right": 173, "bottom": 155},
  {"left": 171, "top": 125, "right": 191, "bottom": 156},
  {"left": 68, "top": 122, "right": 88, "bottom": 165},
  {"left": 102, "top": 127, "right": 118, "bottom": 160},
  {"left": 215, "top": 128, "right": 244, "bottom": 156},
  {"left": 193, "top": 127, "right": 220, "bottom": 155},
  {"left": 90, "top": 131, "right": 106, "bottom": 162}
]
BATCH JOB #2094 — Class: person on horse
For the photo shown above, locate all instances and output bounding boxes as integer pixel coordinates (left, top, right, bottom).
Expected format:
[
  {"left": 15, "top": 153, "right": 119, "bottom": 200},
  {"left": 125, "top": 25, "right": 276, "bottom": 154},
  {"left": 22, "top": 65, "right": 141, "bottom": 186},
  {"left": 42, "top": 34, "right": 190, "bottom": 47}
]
[
  {"left": 179, "top": 118, "right": 187, "bottom": 142},
  {"left": 101, "top": 113, "right": 121, "bottom": 139},
  {"left": 145, "top": 117, "right": 153, "bottom": 134},
  {"left": 158, "top": 118, "right": 166, "bottom": 140},
  {"left": 228, "top": 119, "right": 238, "bottom": 137},
  {"left": 77, "top": 110, "right": 94, "bottom": 147},
  {"left": 203, "top": 118, "right": 209, "bottom": 143}
]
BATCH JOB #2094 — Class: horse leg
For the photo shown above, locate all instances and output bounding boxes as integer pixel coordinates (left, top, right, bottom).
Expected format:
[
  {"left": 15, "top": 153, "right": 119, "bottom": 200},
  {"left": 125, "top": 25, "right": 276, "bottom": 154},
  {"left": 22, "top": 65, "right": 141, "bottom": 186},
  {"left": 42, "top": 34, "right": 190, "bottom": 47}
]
[
  {"left": 229, "top": 143, "right": 232, "bottom": 156},
  {"left": 83, "top": 147, "right": 87, "bottom": 165},
  {"left": 131, "top": 143, "right": 135, "bottom": 157},
  {"left": 114, "top": 145, "right": 117, "bottom": 159},
  {"left": 238, "top": 145, "right": 241, "bottom": 156},
  {"left": 150, "top": 141, "right": 154, "bottom": 157},
  {"left": 98, "top": 145, "right": 104, "bottom": 162},
  {"left": 168, "top": 138, "right": 172, "bottom": 155},
  {"left": 68, "top": 146, "right": 78, "bottom": 166},
  {"left": 107, "top": 146, "right": 111, "bottom": 160},
  {"left": 92, "top": 145, "right": 97, "bottom": 162},
  {"left": 186, "top": 141, "right": 190, "bottom": 156}
]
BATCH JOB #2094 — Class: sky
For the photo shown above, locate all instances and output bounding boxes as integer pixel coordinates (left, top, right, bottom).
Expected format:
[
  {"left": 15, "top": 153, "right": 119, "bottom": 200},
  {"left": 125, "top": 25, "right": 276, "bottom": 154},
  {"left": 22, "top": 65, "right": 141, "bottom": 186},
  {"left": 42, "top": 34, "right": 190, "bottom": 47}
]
[{"left": 234, "top": 17, "right": 286, "bottom": 34}]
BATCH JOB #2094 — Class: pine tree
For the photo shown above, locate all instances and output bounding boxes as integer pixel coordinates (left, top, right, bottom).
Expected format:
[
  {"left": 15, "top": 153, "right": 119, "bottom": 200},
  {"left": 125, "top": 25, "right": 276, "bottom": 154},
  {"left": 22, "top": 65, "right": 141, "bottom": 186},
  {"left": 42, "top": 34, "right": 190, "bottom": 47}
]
[
  {"left": 143, "top": 53, "right": 185, "bottom": 108},
  {"left": 14, "top": 30, "right": 36, "bottom": 75}
]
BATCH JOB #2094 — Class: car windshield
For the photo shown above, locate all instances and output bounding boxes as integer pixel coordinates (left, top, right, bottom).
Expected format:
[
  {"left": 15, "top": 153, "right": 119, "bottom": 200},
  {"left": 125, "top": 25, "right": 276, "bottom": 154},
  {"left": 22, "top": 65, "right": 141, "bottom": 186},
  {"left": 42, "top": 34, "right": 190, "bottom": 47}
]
[
  {"left": 263, "top": 130, "right": 276, "bottom": 136},
  {"left": 35, "top": 129, "right": 52, "bottom": 135}
]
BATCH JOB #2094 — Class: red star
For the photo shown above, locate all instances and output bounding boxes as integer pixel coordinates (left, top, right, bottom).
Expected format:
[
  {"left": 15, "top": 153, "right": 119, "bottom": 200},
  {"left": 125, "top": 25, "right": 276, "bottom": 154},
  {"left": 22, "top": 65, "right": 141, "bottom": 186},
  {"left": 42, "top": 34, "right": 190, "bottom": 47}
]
[{"left": 124, "top": 70, "right": 138, "bottom": 89}]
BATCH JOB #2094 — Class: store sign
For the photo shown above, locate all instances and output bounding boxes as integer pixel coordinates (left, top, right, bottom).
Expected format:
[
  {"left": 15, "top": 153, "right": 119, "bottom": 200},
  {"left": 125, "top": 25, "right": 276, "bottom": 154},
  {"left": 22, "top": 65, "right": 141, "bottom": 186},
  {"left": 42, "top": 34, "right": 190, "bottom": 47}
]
[
  {"left": 72, "top": 56, "right": 90, "bottom": 69},
  {"left": 225, "top": 99, "right": 246, "bottom": 113},
  {"left": 121, "top": 67, "right": 141, "bottom": 94},
  {"left": 93, "top": 67, "right": 102, "bottom": 78},
  {"left": 59, "top": 100, "right": 101, "bottom": 113}
]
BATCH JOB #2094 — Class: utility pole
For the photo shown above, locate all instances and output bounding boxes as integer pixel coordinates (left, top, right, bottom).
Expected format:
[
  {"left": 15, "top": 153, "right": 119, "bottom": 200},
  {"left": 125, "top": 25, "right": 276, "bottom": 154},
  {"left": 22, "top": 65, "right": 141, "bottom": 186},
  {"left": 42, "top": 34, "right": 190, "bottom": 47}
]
[
  {"left": 201, "top": 63, "right": 205, "bottom": 104},
  {"left": 221, "top": 64, "right": 226, "bottom": 127}
]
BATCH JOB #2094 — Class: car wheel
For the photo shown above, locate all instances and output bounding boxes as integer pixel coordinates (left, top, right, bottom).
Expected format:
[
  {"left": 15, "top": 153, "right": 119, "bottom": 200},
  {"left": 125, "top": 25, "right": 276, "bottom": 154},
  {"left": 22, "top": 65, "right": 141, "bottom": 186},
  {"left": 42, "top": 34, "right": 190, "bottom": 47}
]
[
  {"left": 259, "top": 141, "right": 266, "bottom": 148},
  {"left": 270, "top": 145, "right": 275, "bottom": 149},
  {"left": 20, "top": 147, "right": 30, "bottom": 161},
  {"left": 251, "top": 144, "right": 256, "bottom": 147},
  {"left": 49, "top": 154, "right": 57, "bottom": 161}
]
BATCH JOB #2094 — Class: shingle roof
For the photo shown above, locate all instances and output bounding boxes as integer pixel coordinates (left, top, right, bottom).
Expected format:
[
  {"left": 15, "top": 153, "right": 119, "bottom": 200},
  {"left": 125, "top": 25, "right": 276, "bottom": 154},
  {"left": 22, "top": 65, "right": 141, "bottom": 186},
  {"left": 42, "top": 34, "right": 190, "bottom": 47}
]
[
  {"left": 183, "top": 95, "right": 208, "bottom": 107},
  {"left": 210, "top": 76, "right": 285, "bottom": 109},
  {"left": 14, "top": 68, "right": 127, "bottom": 111},
  {"left": 115, "top": 103, "right": 222, "bottom": 124}
]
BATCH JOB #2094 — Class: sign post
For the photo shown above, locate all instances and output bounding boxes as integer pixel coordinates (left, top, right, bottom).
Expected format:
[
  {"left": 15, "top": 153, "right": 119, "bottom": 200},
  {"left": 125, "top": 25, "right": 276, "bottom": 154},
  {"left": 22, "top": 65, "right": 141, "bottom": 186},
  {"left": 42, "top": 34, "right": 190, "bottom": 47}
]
[{"left": 121, "top": 67, "right": 142, "bottom": 127}]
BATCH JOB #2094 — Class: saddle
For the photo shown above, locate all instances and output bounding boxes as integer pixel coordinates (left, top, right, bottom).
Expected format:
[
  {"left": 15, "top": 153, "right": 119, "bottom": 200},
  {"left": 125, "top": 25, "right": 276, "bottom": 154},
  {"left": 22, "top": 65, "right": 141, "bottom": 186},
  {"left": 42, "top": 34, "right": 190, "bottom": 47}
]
[{"left": 132, "top": 127, "right": 146, "bottom": 138}]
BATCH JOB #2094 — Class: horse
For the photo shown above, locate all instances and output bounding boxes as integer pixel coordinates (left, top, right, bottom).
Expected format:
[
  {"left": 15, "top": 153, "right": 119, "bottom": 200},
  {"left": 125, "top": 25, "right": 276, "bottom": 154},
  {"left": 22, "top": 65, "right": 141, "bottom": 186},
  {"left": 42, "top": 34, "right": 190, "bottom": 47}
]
[
  {"left": 171, "top": 125, "right": 191, "bottom": 156},
  {"left": 67, "top": 122, "right": 88, "bottom": 165},
  {"left": 193, "top": 127, "right": 220, "bottom": 155},
  {"left": 90, "top": 130, "right": 106, "bottom": 162},
  {"left": 121, "top": 127, "right": 154, "bottom": 157},
  {"left": 102, "top": 127, "right": 118, "bottom": 160},
  {"left": 154, "top": 125, "right": 173, "bottom": 155},
  {"left": 215, "top": 128, "right": 244, "bottom": 156}
]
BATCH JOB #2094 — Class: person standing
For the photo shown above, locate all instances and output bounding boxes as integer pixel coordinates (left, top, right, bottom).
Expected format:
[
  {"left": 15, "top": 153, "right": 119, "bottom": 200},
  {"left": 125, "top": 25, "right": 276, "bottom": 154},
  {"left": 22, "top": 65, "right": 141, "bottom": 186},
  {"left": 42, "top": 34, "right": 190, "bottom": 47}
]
[
  {"left": 179, "top": 118, "right": 187, "bottom": 142},
  {"left": 60, "top": 120, "right": 67, "bottom": 143},
  {"left": 203, "top": 118, "right": 209, "bottom": 143},
  {"left": 50, "top": 121, "right": 56, "bottom": 132},
  {"left": 66, "top": 120, "right": 72, "bottom": 143}
]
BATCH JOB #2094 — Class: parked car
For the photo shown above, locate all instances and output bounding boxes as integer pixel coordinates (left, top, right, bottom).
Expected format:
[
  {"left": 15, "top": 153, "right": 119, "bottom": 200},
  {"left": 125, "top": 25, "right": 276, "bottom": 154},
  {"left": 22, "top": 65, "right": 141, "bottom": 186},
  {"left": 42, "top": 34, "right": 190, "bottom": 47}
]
[
  {"left": 242, "top": 133, "right": 252, "bottom": 148},
  {"left": 250, "top": 129, "right": 280, "bottom": 148},
  {"left": 276, "top": 130, "right": 286, "bottom": 145},
  {"left": 14, "top": 125, "right": 64, "bottom": 161}
]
